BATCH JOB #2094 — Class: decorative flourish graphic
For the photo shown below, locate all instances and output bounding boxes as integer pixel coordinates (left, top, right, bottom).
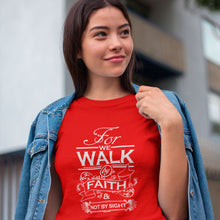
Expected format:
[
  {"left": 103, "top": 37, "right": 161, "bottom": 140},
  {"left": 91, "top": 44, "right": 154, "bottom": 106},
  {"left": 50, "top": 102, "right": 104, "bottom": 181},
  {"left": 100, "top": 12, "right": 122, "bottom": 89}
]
[{"left": 100, "top": 165, "right": 113, "bottom": 177}]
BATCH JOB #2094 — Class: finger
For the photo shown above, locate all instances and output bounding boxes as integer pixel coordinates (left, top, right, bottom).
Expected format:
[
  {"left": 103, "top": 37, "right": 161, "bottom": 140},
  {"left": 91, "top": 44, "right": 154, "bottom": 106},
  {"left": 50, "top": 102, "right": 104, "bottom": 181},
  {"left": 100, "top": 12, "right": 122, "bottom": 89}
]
[
  {"left": 136, "top": 99, "right": 143, "bottom": 109},
  {"left": 138, "top": 85, "right": 154, "bottom": 92},
  {"left": 136, "top": 97, "right": 150, "bottom": 115},
  {"left": 142, "top": 113, "right": 152, "bottom": 120},
  {"left": 136, "top": 86, "right": 162, "bottom": 100},
  {"left": 137, "top": 102, "right": 153, "bottom": 120},
  {"left": 135, "top": 91, "right": 150, "bottom": 101}
]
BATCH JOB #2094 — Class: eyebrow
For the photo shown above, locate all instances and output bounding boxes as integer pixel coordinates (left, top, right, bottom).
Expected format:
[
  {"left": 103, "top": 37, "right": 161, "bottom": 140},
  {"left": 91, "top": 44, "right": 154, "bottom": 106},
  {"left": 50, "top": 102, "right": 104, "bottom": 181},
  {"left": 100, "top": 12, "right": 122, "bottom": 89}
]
[{"left": 89, "top": 23, "right": 130, "bottom": 32}]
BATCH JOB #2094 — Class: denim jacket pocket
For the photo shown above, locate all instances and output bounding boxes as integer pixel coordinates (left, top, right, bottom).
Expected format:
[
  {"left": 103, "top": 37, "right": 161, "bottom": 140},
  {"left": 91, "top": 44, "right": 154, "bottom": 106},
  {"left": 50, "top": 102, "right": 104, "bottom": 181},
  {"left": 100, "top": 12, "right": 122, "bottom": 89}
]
[{"left": 27, "top": 138, "right": 48, "bottom": 187}]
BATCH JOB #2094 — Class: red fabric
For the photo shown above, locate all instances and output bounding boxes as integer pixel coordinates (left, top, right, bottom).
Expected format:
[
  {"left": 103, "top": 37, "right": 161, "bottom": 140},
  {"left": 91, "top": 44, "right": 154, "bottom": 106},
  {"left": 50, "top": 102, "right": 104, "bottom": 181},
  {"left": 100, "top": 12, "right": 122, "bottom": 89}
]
[{"left": 54, "top": 94, "right": 166, "bottom": 219}]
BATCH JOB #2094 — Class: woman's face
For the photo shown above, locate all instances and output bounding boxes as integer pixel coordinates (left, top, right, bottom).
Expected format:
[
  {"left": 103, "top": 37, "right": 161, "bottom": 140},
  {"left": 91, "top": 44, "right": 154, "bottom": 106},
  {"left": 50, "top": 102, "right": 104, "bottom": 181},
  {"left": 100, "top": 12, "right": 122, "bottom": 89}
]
[{"left": 79, "top": 6, "right": 134, "bottom": 81}]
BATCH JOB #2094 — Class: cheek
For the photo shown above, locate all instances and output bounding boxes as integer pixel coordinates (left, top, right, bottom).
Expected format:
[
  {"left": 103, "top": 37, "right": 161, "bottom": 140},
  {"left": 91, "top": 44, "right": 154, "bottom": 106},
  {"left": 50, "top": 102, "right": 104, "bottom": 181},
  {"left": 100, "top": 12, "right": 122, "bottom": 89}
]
[
  {"left": 125, "top": 39, "right": 134, "bottom": 56},
  {"left": 89, "top": 39, "right": 105, "bottom": 51},
  {"left": 84, "top": 43, "right": 105, "bottom": 61},
  {"left": 81, "top": 45, "right": 106, "bottom": 71},
  {"left": 81, "top": 46, "right": 96, "bottom": 63}
]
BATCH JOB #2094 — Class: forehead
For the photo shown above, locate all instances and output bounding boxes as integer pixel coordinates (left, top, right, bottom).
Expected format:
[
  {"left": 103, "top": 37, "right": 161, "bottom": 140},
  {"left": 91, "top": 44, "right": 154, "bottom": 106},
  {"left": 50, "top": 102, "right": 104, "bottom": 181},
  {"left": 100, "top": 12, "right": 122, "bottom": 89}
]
[{"left": 87, "top": 6, "right": 129, "bottom": 28}]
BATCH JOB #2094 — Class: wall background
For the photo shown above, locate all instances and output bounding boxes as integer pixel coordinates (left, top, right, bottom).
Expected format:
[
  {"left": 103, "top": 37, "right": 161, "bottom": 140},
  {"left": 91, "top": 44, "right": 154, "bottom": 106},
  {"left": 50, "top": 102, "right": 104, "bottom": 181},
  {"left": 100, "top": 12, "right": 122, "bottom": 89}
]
[{"left": 0, "top": 0, "right": 65, "bottom": 153}]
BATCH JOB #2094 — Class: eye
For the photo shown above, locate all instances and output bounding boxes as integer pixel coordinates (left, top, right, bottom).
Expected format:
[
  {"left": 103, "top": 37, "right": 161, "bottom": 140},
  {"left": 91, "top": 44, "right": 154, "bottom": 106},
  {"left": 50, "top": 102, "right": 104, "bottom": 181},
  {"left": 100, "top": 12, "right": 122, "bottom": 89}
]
[
  {"left": 94, "top": 31, "right": 107, "bottom": 37},
  {"left": 120, "top": 29, "right": 130, "bottom": 36}
]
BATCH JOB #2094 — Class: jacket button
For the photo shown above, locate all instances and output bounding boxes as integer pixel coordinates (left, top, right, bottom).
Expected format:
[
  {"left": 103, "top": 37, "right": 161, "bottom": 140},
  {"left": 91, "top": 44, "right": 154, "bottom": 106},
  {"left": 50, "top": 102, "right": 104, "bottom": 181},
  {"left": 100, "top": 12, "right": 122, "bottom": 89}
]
[
  {"left": 38, "top": 199, "right": 45, "bottom": 203},
  {"left": 190, "top": 190, "right": 194, "bottom": 197},
  {"left": 30, "top": 143, "right": 35, "bottom": 154}
]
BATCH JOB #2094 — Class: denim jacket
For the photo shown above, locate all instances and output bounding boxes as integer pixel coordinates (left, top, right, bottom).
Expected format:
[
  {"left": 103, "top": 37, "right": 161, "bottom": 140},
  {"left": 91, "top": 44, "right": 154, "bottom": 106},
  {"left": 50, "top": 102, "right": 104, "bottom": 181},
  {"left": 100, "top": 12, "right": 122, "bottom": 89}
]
[{"left": 15, "top": 84, "right": 214, "bottom": 220}]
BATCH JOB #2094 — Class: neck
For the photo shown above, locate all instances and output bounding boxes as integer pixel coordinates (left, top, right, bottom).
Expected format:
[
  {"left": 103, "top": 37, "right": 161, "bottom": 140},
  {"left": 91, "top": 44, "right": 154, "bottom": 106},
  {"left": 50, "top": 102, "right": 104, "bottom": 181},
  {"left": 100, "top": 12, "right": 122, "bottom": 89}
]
[{"left": 84, "top": 77, "right": 130, "bottom": 100}]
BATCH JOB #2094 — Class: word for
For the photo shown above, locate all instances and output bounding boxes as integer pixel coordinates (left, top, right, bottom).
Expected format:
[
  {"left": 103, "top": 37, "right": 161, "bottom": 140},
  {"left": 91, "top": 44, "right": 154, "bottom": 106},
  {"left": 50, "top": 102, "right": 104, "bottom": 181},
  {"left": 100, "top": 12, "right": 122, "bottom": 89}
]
[{"left": 83, "top": 127, "right": 121, "bottom": 146}]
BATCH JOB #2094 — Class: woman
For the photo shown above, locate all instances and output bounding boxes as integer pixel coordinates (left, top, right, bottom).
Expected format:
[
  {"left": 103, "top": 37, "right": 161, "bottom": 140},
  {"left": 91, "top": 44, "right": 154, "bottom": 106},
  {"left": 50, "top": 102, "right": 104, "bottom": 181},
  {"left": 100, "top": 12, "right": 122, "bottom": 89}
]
[{"left": 15, "top": 0, "right": 213, "bottom": 219}]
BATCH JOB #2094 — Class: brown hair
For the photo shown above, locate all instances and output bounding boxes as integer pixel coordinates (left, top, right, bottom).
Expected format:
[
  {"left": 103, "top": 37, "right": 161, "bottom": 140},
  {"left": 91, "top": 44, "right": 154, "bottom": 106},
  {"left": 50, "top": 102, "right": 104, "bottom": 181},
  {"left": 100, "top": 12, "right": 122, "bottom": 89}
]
[{"left": 63, "top": 0, "right": 135, "bottom": 99}]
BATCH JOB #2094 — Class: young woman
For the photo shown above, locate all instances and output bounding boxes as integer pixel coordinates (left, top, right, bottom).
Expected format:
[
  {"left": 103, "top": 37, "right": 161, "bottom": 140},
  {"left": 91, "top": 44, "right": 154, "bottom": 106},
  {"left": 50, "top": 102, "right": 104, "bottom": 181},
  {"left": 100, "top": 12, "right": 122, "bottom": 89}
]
[{"left": 15, "top": 0, "right": 214, "bottom": 219}]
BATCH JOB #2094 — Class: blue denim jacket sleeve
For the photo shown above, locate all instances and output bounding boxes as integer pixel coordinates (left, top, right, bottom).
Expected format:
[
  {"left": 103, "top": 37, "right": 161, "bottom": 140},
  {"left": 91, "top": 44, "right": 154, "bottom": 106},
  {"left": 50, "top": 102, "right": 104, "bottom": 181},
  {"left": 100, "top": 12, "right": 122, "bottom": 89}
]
[
  {"left": 15, "top": 116, "right": 39, "bottom": 220},
  {"left": 161, "top": 90, "right": 214, "bottom": 220},
  {"left": 171, "top": 92, "right": 214, "bottom": 220},
  {"left": 15, "top": 112, "right": 52, "bottom": 220}
]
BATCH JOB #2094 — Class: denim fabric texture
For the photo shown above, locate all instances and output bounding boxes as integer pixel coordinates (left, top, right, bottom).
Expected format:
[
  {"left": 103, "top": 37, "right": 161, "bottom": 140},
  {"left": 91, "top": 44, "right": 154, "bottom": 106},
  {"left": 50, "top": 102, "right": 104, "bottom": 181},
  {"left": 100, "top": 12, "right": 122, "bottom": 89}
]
[{"left": 15, "top": 83, "right": 214, "bottom": 220}]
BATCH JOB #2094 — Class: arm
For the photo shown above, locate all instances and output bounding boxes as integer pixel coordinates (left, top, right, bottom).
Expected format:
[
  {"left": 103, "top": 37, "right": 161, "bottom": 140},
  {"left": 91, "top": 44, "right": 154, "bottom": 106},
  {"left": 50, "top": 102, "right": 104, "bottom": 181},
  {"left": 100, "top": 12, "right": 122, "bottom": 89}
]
[
  {"left": 158, "top": 114, "right": 188, "bottom": 220},
  {"left": 43, "top": 153, "right": 62, "bottom": 220},
  {"left": 136, "top": 86, "right": 188, "bottom": 220}
]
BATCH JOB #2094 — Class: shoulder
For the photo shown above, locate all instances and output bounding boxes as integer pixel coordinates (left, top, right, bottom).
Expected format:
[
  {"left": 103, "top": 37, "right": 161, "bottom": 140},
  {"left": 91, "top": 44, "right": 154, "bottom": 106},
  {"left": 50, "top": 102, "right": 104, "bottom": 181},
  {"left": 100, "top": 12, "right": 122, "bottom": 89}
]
[
  {"left": 41, "top": 92, "right": 75, "bottom": 113},
  {"left": 30, "top": 92, "right": 75, "bottom": 134},
  {"left": 33, "top": 92, "right": 75, "bottom": 120}
]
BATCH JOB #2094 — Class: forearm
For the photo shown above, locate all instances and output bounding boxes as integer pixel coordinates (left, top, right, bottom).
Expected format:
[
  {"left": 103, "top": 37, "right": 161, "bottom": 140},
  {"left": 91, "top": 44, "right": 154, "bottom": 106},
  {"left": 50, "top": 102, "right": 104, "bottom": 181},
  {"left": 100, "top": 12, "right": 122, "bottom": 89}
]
[{"left": 158, "top": 117, "right": 188, "bottom": 220}]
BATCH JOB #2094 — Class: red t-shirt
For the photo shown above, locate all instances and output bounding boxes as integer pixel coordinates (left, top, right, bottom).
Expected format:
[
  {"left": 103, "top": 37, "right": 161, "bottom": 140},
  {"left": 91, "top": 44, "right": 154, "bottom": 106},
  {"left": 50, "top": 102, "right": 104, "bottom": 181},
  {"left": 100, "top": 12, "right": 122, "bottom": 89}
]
[{"left": 54, "top": 94, "right": 166, "bottom": 219}]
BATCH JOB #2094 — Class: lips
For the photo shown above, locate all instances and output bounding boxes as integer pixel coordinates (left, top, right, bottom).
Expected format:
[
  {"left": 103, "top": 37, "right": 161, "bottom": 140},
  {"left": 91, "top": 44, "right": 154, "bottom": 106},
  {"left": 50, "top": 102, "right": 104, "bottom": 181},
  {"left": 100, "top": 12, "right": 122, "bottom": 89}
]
[{"left": 105, "top": 55, "right": 125, "bottom": 63}]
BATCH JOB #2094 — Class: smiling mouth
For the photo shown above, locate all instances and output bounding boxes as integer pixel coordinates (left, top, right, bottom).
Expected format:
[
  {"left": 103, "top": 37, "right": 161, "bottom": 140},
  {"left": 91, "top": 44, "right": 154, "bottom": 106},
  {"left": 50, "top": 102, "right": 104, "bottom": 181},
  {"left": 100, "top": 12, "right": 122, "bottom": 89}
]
[{"left": 105, "top": 56, "right": 125, "bottom": 63}]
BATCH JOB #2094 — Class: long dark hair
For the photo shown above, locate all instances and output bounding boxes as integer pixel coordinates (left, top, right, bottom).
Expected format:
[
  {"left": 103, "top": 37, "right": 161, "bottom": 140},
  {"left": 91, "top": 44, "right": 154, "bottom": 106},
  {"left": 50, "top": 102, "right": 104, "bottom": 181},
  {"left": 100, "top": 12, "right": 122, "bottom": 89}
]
[{"left": 63, "top": 0, "right": 136, "bottom": 99}]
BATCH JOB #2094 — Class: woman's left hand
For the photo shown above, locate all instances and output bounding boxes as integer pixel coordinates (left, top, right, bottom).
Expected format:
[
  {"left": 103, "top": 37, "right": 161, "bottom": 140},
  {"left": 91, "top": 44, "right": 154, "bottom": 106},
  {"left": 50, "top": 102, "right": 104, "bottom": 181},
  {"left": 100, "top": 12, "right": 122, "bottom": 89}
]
[
  {"left": 135, "top": 85, "right": 182, "bottom": 129},
  {"left": 136, "top": 85, "right": 188, "bottom": 220}
]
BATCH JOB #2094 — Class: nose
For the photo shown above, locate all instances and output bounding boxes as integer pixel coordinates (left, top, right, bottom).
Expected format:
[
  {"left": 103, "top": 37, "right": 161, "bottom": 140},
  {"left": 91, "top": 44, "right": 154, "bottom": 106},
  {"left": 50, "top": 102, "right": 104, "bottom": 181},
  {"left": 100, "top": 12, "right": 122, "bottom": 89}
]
[{"left": 109, "top": 35, "right": 122, "bottom": 52}]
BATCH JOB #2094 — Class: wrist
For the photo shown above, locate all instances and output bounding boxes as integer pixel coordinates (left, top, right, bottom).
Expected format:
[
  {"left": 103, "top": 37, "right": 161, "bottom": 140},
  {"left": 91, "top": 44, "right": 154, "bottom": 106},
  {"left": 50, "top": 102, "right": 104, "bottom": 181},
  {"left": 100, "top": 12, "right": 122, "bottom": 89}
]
[{"left": 159, "top": 114, "right": 183, "bottom": 133}]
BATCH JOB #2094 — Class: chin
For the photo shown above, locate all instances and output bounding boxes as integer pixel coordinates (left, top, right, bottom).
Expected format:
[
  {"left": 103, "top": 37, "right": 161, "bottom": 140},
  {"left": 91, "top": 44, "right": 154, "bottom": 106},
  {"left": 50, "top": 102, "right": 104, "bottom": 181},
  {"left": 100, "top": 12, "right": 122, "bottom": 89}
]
[
  {"left": 107, "top": 72, "right": 125, "bottom": 78},
  {"left": 108, "top": 68, "right": 127, "bottom": 77}
]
